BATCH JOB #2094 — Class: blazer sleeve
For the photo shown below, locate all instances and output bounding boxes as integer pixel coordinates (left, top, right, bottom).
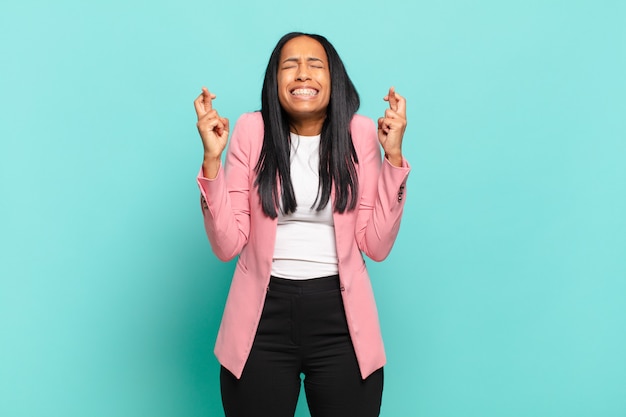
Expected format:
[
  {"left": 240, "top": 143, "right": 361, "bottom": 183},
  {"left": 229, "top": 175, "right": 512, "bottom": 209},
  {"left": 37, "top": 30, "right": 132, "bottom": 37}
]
[
  {"left": 196, "top": 113, "right": 256, "bottom": 261},
  {"left": 353, "top": 117, "right": 411, "bottom": 262}
]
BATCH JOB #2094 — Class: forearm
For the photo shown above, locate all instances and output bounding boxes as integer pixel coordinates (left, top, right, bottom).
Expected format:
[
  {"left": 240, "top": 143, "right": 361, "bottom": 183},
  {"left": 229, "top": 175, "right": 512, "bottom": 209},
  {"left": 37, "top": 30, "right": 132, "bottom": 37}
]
[
  {"left": 357, "top": 157, "right": 410, "bottom": 261},
  {"left": 198, "top": 168, "right": 250, "bottom": 261},
  {"left": 202, "top": 154, "right": 222, "bottom": 180}
]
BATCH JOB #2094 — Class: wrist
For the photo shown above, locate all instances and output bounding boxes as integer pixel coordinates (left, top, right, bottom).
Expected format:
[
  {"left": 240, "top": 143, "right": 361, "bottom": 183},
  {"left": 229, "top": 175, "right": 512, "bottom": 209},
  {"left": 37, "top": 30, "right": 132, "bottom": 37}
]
[
  {"left": 203, "top": 152, "right": 221, "bottom": 163},
  {"left": 202, "top": 155, "right": 221, "bottom": 179},
  {"left": 385, "top": 152, "right": 403, "bottom": 167}
]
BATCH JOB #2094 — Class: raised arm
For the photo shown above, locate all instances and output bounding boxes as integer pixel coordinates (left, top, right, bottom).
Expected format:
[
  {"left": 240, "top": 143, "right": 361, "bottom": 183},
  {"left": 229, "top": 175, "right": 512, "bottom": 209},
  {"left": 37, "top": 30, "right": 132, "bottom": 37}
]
[
  {"left": 355, "top": 88, "right": 410, "bottom": 261},
  {"left": 194, "top": 89, "right": 253, "bottom": 261},
  {"left": 377, "top": 87, "right": 407, "bottom": 167},
  {"left": 194, "top": 87, "right": 230, "bottom": 179}
]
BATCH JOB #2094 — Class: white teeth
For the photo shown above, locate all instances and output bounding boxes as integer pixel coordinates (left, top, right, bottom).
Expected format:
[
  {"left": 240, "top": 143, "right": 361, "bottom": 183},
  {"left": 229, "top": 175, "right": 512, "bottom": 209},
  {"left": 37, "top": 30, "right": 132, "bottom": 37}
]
[{"left": 292, "top": 88, "right": 318, "bottom": 96}]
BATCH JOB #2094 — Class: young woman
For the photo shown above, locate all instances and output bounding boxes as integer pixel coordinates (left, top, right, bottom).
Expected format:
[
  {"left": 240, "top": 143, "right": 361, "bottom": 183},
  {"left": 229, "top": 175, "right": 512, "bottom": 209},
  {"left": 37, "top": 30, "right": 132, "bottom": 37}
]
[{"left": 194, "top": 32, "right": 409, "bottom": 417}]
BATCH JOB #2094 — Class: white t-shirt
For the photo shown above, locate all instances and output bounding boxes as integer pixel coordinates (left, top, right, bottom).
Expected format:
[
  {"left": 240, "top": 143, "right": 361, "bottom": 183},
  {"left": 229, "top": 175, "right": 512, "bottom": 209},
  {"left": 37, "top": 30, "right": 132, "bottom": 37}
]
[{"left": 271, "top": 133, "right": 339, "bottom": 279}]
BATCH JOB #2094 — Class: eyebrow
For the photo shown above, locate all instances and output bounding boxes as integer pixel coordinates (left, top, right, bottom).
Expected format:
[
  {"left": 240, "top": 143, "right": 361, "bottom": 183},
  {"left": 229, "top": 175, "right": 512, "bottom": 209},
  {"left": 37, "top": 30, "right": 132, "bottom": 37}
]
[{"left": 281, "top": 57, "right": 325, "bottom": 64}]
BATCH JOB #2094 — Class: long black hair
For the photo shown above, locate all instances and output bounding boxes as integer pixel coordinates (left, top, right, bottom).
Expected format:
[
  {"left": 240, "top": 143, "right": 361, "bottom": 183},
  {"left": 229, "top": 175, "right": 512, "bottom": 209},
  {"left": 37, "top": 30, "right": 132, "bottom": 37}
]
[{"left": 255, "top": 32, "right": 360, "bottom": 219}]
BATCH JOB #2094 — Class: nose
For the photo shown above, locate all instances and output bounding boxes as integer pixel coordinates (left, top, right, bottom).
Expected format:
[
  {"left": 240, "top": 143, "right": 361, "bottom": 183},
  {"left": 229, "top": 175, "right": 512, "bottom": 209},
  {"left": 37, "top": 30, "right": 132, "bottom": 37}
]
[{"left": 295, "top": 64, "right": 311, "bottom": 81}]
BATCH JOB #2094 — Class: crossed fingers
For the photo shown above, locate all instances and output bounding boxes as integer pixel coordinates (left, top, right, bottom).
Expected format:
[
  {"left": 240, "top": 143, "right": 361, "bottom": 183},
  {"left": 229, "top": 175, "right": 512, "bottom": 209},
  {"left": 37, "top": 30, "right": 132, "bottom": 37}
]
[
  {"left": 378, "top": 87, "right": 407, "bottom": 134},
  {"left": 195, "top": 87, "right": 227, "bottom": 136}
]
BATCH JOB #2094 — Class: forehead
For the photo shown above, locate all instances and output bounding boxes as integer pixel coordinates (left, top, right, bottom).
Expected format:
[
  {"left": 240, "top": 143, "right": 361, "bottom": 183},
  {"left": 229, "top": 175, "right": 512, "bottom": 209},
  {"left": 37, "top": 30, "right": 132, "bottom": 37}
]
[{"left": 280, "top": 36, "right": 327, "bottom": 61}]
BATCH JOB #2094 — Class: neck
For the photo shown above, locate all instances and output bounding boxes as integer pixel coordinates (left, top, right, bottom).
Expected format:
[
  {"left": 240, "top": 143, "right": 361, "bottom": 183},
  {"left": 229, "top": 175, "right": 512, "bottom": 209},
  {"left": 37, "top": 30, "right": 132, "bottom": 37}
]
[{"left": 289, "top": 116, "right": 325, "bottom": 136}]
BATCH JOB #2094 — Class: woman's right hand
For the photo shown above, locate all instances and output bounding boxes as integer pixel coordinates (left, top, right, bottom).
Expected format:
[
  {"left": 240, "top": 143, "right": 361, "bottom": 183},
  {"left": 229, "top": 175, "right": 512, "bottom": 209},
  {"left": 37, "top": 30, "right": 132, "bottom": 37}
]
[{"left": 194, "top": 87, "right": 229, "bottom": 178}]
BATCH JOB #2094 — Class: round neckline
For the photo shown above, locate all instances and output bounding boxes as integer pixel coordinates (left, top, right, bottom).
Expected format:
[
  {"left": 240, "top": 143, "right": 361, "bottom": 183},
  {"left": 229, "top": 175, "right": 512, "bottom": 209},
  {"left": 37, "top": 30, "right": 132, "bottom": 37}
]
[{"left": 290, "top": 132, "right": 321, "bottom": 140}]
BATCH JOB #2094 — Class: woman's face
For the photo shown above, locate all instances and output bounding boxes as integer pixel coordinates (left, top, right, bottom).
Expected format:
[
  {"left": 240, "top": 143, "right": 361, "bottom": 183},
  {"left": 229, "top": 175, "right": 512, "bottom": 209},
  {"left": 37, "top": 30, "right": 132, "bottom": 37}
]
[{"left": 277, "top": 36, "right": 331, "bottom": 128}]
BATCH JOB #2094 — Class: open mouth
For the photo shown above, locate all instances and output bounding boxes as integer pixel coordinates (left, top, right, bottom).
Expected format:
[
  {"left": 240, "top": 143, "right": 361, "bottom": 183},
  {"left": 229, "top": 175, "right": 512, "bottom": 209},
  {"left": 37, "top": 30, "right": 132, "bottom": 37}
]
[{"left": 291, "top": 88, "right": 319, "bottom": 96}]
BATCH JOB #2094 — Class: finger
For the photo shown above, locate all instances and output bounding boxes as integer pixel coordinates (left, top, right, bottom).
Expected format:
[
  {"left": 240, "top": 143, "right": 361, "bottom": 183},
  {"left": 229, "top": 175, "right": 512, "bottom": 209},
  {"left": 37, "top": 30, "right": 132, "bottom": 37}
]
[
  {"left": 378, "top": 117, "right": 391, "bottom": 134},
  {"left": 387, "top": 87, "right": 399, "bottom": 112},
  {"left": 383, "top": 117, "right": 406, "bottom": 132},
  {"left": 198, "top": 109, "right": 219, "bottom": 122},
  {"left": 194, "top": 94, "right": 206, "bottom": 119},
  {"left": 202, "top": 87, "right": 216, "bottom": 112},
  {"left": 197, "top": 116, "right": 220, "bottom": 133},
  {"left": 393, "top": 91, "right": 407, "bottom": 116},
  {"left": 215, "top": 118, "right": 225, "bottom": 136},
  {"left": 197, "top": 109, "right": 219, "bottom": 125},
  {"left": 220, "top": 117, "right": 230, "bottom": 134}
]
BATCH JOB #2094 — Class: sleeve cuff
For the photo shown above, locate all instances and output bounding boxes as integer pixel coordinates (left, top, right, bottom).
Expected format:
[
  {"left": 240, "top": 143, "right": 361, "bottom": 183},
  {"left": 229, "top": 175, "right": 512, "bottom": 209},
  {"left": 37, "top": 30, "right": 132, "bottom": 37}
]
[{"left": 384, "top": 156, "right": 411, "bottom": 170}]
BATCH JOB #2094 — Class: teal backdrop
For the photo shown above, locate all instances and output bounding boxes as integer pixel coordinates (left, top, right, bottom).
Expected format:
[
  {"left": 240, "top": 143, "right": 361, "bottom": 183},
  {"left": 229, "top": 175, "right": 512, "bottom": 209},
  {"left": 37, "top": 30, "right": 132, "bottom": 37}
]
[{"left": 1, "top": 0, "right": 625, "bottom": 416}]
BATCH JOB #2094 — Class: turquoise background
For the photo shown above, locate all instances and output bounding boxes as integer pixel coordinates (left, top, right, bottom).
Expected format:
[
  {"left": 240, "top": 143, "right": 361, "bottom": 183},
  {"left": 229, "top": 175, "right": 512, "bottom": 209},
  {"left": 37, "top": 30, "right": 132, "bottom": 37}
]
[{"left": 1, "top": 0, "right": 625, "bottom": 416}]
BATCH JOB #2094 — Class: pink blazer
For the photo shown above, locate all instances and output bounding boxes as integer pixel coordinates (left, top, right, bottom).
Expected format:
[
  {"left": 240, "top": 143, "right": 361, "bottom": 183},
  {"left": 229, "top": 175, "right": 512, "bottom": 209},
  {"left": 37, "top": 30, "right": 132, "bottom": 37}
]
[{"left": 197, "top": 112, "right": 410, "bottom": 379}]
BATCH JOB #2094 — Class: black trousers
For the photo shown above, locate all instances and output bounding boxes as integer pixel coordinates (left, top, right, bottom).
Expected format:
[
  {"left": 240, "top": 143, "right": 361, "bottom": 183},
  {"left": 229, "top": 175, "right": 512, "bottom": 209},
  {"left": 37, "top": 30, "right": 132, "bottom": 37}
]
[{"left": 220, "top": 275, "right": 384, "bottom": 417}]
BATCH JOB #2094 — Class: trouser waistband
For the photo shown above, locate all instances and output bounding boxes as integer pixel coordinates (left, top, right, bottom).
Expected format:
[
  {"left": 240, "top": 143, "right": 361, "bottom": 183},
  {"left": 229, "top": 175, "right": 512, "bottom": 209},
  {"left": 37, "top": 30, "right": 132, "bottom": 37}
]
[{"left": 268, "top": 275, "right": 341, "bottom": 294}]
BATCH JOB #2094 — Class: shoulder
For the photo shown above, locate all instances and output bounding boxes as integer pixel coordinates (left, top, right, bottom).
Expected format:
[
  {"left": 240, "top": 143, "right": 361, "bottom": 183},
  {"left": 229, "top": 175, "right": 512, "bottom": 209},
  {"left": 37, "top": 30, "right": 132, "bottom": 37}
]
[
  {"left": 234, "top": 111, "right": 264, "bottom": 132},
  {"left": 349, "top": 114, "right": 378, "bottom": 155},
  {"left": 227, "top": 112, "right": 265, "bottom": 159},
  {"left": 230, "top": 112, "right": 264, "bottom": 146},
  {"left": 350, "top": 113, "right": 376, "bottom": 134}
]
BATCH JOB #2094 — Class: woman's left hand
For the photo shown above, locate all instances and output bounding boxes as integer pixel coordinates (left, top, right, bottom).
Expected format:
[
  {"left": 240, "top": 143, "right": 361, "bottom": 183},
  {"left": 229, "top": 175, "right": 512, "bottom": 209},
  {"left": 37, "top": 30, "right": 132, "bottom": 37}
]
[{"left": 377, "top": 87, "right": 407, "bottom": 167}]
